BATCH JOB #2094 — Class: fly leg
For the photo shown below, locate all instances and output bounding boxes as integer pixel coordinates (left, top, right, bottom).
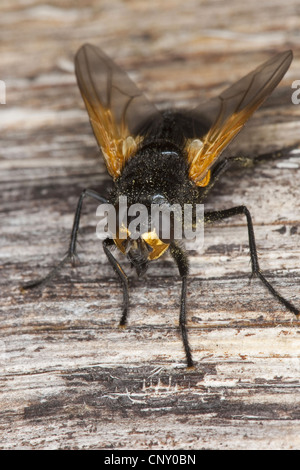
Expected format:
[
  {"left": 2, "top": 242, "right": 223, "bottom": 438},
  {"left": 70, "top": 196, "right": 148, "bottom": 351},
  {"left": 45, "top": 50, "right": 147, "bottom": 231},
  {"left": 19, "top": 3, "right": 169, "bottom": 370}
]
[
  {"left": 22, "top": 189, "right": 108, "bottom": 290},
  {"left": 170, "top": 242, "right": 193, "bottom": 367},
  {"left": 205, "top": 205, "right": 299, "bottom": 316},
  {"left": 102, "top": 238, "right": 129, "bottom": 326}
]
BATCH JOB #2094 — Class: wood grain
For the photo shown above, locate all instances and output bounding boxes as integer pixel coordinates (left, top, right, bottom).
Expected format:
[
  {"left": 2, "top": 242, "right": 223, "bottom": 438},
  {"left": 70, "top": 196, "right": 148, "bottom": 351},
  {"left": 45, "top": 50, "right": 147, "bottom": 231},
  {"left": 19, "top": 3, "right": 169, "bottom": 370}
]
[{"left": 1, "top": 0, "right": 300, "bottom": 450}]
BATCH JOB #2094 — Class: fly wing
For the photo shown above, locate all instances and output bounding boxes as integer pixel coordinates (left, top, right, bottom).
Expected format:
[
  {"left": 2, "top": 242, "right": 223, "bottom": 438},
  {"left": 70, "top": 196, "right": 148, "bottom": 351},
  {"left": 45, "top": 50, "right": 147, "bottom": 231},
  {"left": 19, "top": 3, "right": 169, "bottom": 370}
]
[
  {"left": 75, "top": 44, "right": 161, "bottom": 179},
  {"left": 186, "top": 50, "right": 293, "bottom": 186}
]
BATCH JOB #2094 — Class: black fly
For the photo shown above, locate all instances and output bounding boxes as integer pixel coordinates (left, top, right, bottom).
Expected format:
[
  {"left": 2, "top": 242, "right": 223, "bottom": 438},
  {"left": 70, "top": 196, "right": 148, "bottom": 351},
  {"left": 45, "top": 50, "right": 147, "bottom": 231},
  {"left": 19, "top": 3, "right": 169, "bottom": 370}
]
[{"left": 23, "top": 45, "right": 299, "bottom": 367}]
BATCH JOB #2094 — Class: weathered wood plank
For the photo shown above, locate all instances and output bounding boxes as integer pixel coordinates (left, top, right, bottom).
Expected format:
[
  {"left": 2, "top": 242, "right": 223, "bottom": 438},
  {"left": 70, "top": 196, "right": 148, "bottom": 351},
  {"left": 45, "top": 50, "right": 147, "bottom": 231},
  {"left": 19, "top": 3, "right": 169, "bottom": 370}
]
[{"left": 1, "top": 0, "right": 300, "bottom": 450}]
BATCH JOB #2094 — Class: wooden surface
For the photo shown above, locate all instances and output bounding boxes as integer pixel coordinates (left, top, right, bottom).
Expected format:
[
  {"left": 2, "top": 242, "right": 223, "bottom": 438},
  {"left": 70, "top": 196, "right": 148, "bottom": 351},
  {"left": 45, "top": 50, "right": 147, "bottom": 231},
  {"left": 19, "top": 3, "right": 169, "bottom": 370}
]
[{"left": 1, "top": 0, "right": 300, "bottom": 450}]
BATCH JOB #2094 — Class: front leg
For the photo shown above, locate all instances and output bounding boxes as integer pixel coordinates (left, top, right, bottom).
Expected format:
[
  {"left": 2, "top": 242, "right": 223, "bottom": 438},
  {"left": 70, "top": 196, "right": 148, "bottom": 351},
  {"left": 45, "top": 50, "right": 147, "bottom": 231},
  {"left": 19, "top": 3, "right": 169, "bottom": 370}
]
[
  {"left": 102, "top": 238, "right": 129, "bottom": 326},
  {"left": 22, "top": 189, "right": 108, "bottom": 290},
  {"left": 169, "top": 242, "right": 193, "bottom": 368}
]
